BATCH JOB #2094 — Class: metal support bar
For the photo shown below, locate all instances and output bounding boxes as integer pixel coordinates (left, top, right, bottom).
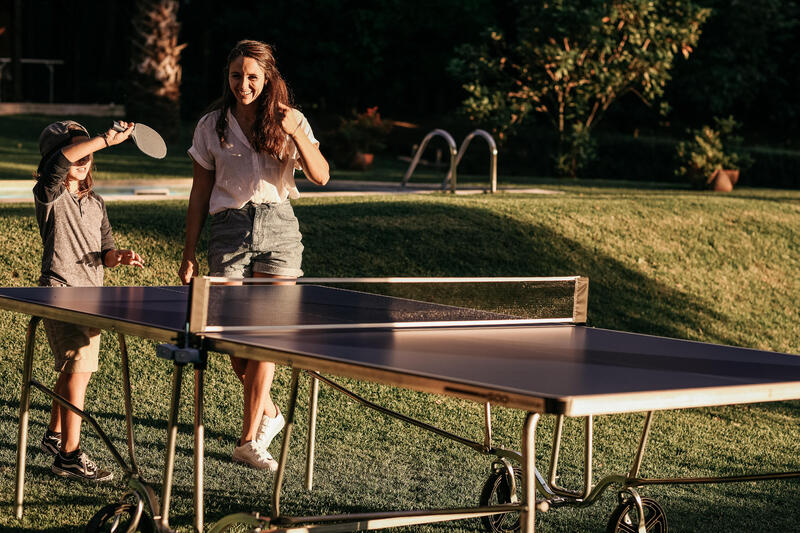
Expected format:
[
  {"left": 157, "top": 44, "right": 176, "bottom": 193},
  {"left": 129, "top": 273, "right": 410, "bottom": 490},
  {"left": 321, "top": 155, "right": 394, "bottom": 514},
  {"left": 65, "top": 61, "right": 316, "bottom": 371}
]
[
  {"left": 547, "top": 415, "right": 580, "bottom": 498},
  {"left": 268, "top": 504, "right": 525, "bottom": 532},
  {"left": 306, "top": 375, "right": 320, "bottom": 491},
  {"left": 582, "top": 415, "right": 593, "bottom": 499},
  {"left": 14, "top": 316, "right": 40, "bottom": 519},
  {"left": 547, "top": 415, "right": 595, "bottom": 499},
  {"left": 0, "top": 57, "right": 64, "bottom": 103},
  {"left": 310, "top": 371, "right": 488, "bottom": 454},
  {"left": 118, "top": 333, "right": 141, "bottom": 477},
  {"left": 160, "top": 362, "right": 185, "bottom": 528},
  {"left": 629, "top": 411, "right": 654, "bottom": 479},
  {"left": 521, "top": 413, "right": 540, "bottom": 533},
  {"left": 194, "top": 366, "right": 206, "bottom": 533},
  {"left": 272, "top": 367, "right": 301, "bottom": 520},
  {"left": 630, "top": 470, "right": 800, "bottom": 486},
  {"left": 483, "top": 402, "right": 493, "bottom": 450},
  {"left": 46, "top": 64, "right": 55, "bottom": 103},
  {"left": 29, "top": 380, "right": 132, "bottom": 471}
]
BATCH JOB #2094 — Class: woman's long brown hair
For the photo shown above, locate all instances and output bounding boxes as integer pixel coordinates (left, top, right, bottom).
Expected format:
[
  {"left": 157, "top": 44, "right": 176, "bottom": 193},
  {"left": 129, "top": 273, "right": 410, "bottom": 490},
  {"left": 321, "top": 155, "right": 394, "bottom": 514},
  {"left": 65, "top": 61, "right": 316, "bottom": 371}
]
[{"left": 214, "top": 40, "right": 293, "bottom": 160}]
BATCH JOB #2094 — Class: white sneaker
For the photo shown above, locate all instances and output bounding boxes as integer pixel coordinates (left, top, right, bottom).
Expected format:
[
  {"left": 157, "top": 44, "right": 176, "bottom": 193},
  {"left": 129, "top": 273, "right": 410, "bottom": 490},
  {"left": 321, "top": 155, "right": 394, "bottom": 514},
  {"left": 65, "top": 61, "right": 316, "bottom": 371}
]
[
  {"left": 232, "top": 440, "right": 278, "bottom": 471},
  {"left": 255, "top": 410, "right": 285, "bottom": 449}
]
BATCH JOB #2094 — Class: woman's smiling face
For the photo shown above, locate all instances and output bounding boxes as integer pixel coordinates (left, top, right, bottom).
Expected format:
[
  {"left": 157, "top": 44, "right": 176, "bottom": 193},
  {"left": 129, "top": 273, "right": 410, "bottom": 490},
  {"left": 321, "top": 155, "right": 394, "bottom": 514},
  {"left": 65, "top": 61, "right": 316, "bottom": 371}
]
[{"left": 228, "top": 56, "right": 267, "bottom": 108}]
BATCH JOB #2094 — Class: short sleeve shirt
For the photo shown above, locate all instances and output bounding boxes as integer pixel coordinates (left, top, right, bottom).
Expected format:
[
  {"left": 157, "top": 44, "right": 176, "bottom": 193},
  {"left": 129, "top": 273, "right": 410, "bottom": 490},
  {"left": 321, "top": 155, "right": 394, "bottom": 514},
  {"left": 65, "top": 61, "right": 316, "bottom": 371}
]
[
  {"left": 188, "top": 109, "right": 319, "bottom": 214},
  {"left": 33, "top": 151, "right": 115, "bottom": 287}
]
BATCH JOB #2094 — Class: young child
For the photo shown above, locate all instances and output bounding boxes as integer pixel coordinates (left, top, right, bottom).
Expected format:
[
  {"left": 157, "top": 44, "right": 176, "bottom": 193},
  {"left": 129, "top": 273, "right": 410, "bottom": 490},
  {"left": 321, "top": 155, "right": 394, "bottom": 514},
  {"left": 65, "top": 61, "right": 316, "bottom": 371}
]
[{"left": 34, "top": 120, "right": 144, "bottom": 482}]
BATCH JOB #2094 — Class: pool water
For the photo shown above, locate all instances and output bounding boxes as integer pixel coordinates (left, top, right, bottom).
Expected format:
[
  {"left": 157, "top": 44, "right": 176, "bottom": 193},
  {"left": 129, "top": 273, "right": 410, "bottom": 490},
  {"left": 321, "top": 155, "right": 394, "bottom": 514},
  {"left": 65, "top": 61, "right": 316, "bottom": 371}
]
[{"left": 0, "top": 181, "right": 191, "bottom": 201}]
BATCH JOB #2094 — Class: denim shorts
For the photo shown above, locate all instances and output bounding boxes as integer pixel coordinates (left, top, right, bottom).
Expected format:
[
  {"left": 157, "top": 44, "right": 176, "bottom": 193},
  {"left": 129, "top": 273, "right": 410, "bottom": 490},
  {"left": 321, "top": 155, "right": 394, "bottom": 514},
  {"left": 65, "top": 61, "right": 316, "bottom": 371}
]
[{"left": 208, "top": 200, "right": 304, "bottom": 279}]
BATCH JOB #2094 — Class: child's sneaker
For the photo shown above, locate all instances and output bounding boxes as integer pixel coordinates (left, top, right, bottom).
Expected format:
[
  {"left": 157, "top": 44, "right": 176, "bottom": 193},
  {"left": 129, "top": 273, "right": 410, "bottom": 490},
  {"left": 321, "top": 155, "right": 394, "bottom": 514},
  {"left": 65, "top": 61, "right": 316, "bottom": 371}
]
[
  {"left": 255, "top": 410, "right": 285, "bottom": 450},
  {"left": 232, "top": 440, "right": 278, "bottom": 471},
  {"left": 52, "top": 449, "right": 113, "bottom": 482},
  {"left": 40, "top": 429, "right": 61, "bottom": 457}
]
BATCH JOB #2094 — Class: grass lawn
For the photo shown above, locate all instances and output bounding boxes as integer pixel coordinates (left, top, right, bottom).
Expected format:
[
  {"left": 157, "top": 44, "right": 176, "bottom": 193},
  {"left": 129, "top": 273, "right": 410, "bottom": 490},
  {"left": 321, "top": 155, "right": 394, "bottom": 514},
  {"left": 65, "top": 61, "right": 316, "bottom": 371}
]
[{"left": 0, "top": 114, "right": 799, "bottom": 532}]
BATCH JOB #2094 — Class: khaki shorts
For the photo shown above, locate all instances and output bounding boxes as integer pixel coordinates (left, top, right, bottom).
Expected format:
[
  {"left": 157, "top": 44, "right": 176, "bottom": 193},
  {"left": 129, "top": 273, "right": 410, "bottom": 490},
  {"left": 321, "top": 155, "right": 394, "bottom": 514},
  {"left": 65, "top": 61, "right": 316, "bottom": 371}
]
[{"left": 43, "top": 319, "right": 101, "bottom": 374}]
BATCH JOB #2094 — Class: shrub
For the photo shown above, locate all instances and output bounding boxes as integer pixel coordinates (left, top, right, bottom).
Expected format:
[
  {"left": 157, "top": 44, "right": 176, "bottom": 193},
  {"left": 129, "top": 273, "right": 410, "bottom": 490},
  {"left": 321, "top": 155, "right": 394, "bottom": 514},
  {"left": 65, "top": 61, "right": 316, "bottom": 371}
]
[{"left": 675, "top": 116, "right": 752, "bottom": 189}]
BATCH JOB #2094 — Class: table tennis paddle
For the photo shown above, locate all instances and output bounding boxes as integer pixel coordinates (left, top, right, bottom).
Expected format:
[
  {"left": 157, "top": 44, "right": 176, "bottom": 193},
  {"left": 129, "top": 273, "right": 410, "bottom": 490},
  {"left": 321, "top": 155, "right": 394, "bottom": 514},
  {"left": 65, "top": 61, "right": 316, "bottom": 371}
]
[{"left": 113, "top": 121, "right": 167, "bottom": 159}]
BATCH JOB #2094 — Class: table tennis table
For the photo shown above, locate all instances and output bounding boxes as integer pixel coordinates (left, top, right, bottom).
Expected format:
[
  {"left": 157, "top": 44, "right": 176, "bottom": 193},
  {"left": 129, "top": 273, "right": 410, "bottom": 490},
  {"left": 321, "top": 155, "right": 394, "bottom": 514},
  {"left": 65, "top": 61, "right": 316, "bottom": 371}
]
[{"left": 2, "top": 276, "right": 800, "bottom": 533}]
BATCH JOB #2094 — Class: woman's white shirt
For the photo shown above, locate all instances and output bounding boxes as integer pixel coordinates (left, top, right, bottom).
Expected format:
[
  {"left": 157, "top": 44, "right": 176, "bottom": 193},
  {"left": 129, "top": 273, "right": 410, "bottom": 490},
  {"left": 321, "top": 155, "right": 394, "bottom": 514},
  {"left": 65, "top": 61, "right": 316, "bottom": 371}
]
[{"left": 188, "top": 109, "right": 318, "bottom": 214}]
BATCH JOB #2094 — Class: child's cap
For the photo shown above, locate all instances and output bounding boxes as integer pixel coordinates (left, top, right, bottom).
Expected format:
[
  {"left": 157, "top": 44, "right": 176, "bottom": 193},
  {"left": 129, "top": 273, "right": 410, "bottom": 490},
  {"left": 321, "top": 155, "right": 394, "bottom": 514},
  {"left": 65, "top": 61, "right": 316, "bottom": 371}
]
[{"left": 38, "top": 120, "right": 90, "bottom": 158}]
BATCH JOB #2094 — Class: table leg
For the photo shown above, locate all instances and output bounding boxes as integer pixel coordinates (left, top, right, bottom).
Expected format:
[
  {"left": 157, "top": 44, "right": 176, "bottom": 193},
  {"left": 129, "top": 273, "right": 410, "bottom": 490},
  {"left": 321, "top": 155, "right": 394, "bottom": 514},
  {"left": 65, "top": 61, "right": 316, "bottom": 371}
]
[
  {"left": 194, "top": 366, "right": 205, "bottom": 533},
  {"left": 118, "top": 333, "right": 141, "bottom": 476},
  {"left": 272, "top": 367, "right": 300, "bottom": 521},
  {"left": 305, "top": 374, "right": 319, "bottom": 491},
  {"left": 521, "top": 412, "right": 540, "bottom": 533},
  {"left": 15, "top": 316, "right": 40, "bottom": 520},
  {"left": 160, "top": 362, "right": 184, "bottom": 528}
]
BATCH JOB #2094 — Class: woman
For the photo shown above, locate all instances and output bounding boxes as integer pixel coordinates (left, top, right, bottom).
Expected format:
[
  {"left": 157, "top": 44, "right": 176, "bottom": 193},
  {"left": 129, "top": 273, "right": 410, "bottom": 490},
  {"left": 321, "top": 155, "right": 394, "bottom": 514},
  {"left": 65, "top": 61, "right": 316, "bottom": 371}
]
[{"left": 179, "top": 40, "right": 329, "bottom": 470}]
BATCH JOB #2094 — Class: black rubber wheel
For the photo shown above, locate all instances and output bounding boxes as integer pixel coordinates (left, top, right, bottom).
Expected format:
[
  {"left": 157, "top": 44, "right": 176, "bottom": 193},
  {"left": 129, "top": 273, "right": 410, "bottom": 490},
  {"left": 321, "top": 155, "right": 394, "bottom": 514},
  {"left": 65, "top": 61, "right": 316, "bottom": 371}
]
[
  {"left": 480, "top": 466, "right": 523, "bottom": 533},
  {"left": 86, "top": 502, "right": 154, "bottom": 533},
  {"left": 606, "top": 497, "right": 668, "bottom": 533}
]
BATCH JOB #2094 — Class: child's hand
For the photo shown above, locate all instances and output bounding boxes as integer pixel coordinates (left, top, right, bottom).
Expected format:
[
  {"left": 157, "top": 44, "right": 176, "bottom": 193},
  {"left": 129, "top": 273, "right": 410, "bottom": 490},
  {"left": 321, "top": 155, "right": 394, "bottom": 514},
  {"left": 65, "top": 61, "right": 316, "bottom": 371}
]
[
  {"left": 105, "top": 249, "right": 144, "bottom": 269},
  {"left": 105, "top": 122, "right": 135, "bottom": 146}
]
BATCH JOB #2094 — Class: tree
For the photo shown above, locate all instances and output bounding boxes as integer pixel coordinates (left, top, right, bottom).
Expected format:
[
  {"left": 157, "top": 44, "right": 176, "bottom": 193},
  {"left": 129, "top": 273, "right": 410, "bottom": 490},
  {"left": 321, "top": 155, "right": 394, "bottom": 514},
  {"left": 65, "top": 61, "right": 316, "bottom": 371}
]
[
  {"left": 127, "top": 0, "right": 185, "bottom": 143},
  {"left": 449, "top": 0, "right": 710, "bottom": 177},
  {"left": 667, "top": 0, "right": 800, "bottom": 140}
]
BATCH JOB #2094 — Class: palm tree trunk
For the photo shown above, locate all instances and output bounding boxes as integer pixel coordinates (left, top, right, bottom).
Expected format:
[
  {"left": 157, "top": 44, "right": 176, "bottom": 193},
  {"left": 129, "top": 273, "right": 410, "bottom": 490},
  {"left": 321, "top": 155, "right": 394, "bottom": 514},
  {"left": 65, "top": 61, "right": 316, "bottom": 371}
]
[{"left": 127, "top": 0, "right": 186, "bottom": 143}]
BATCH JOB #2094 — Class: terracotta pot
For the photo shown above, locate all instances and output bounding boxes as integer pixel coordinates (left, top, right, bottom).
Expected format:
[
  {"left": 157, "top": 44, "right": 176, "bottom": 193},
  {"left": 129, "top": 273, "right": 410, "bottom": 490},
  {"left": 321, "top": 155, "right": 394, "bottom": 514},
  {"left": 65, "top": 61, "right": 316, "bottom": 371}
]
[
  {"left": 350, "top": 152, "right": 374, "bottom": 171},
  {"left": 710, "top": 168, "right": 739, "bottom": 192}
]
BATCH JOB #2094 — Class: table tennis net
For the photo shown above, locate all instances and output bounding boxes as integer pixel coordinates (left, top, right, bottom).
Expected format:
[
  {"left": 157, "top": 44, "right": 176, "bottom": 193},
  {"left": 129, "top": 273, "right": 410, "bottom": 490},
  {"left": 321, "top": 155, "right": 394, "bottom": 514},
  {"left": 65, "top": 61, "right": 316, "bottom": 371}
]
[{"left": 191, "top": 276, "right": 588, "bottom": 334}]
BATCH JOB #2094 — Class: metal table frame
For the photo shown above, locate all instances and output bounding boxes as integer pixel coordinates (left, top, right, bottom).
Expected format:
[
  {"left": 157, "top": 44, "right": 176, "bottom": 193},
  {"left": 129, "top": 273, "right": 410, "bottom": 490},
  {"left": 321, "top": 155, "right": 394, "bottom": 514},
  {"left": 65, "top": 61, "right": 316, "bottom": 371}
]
[
  {"left": 6, "top": 277, "right": 800, "bottom": 533},
  {"left": 15, "top": 317, "right": 169, "bottom": 532}
]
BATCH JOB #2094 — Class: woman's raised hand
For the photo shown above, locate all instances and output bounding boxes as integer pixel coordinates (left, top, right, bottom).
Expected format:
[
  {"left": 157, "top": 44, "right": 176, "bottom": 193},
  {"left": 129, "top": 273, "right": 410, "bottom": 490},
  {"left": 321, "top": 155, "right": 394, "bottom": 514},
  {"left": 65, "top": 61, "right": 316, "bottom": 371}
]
[{"left": 277, "top": 103, "right": 301, "bottom": 136}]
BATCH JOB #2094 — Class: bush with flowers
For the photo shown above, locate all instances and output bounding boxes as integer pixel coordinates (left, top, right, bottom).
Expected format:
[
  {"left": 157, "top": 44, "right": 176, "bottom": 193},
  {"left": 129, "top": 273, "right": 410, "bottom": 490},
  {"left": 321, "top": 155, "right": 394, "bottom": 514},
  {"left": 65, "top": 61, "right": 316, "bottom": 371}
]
[{"left": 332, "top": 107, "right": 393, "bottom": 169}]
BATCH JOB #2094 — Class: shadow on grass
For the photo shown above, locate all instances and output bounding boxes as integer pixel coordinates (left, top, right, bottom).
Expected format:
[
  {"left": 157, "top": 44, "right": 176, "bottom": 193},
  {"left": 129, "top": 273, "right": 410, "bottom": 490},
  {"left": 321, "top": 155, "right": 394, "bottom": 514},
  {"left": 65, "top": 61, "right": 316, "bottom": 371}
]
[
  {"left": 296, "top": 200, "right": 730, "bottom": 343},
  {"left": 0, "top": 396, "right": 243, "bottom": 466}
]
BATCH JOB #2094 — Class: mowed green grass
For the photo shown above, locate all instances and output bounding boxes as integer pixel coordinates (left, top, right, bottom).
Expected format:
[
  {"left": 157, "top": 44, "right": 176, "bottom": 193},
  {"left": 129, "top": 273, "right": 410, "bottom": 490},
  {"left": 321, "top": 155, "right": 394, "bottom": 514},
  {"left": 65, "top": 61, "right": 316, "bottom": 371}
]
[{"left": 0, "top": 185, "right": 799, "bottom": 532}]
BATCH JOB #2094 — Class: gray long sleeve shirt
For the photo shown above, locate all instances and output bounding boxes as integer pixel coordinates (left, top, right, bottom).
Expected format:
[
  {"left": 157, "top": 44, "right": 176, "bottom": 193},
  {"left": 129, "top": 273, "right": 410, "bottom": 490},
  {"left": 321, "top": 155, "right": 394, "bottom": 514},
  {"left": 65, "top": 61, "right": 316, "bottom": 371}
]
[{"left": 34, "top": 151, "right": 115, "bottom": 287}]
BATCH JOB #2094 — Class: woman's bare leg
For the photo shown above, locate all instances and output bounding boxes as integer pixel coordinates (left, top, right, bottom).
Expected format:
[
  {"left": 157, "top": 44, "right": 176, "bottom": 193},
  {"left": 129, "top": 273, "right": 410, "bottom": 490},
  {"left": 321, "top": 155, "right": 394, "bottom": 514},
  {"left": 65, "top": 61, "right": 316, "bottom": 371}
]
[{"left": 235, "top": 272, "right": 293, "bottom": 443}]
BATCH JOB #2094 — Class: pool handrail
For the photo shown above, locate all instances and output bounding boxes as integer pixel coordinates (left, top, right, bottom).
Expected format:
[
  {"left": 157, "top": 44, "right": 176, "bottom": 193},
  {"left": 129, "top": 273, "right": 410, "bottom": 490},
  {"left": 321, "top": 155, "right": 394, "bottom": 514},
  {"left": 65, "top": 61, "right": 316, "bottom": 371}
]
[
  {"left": 448, "top": 129, "right": 498, "bottom": 194},
  {"left": 402, "top": 129, "right": 498, "bottom": 193},
  {"left": 401, "top": 129, "right": 458, "bottom": 192}
]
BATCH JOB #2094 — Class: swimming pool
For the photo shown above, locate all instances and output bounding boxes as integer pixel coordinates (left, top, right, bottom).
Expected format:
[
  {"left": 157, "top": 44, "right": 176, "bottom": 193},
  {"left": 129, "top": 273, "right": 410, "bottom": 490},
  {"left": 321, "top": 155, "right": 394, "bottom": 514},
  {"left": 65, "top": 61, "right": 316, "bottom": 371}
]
[{"left": 0, "top": 180, "right": 192, "bottom": 201}]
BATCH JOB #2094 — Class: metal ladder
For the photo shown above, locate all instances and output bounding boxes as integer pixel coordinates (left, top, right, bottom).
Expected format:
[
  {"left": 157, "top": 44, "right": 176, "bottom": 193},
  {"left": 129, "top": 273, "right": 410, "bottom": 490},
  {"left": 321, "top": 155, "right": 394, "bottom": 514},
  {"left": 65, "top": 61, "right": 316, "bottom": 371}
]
[{"left": 401, "top": 129, "right": 498, "bottom": 193}]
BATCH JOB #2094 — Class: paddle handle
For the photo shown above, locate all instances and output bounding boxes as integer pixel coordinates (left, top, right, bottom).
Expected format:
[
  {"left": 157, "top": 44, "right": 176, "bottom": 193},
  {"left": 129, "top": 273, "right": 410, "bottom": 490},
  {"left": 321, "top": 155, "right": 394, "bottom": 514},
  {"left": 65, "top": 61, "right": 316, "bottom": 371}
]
[{"left": 112, "top": 121, "right": 128, "bottom": 132}]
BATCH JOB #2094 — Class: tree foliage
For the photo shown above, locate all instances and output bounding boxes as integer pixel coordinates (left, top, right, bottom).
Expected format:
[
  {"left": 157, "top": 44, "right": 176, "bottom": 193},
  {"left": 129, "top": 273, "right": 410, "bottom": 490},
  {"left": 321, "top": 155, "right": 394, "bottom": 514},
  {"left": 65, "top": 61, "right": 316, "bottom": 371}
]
[
  {"left": 177, "top": 0, "right": 490, "bottom": 118},
  {"left": 127, "top": 0, "right": 186, "bottom": 143},
  {"left": 667, "top": 0, "right": 800, "bottom": 138},
  {"left": 450, "top": 0, "right": 710, "bottom": 177}
]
